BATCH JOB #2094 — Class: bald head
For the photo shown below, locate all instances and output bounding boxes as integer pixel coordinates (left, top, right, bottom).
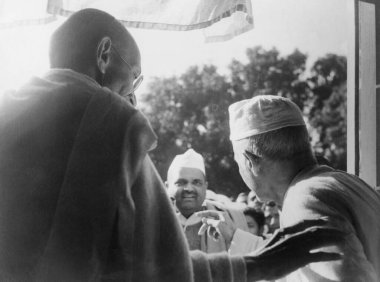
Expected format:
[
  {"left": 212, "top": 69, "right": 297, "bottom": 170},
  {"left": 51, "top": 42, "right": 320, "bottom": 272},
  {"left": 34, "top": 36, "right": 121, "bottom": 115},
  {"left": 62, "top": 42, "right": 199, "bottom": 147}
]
[
  {"left": 50, "top": 9, "right": 134, "bottom": 72},
  {"left": 49, "top": 9, "right": 142, "bottom": 102}
]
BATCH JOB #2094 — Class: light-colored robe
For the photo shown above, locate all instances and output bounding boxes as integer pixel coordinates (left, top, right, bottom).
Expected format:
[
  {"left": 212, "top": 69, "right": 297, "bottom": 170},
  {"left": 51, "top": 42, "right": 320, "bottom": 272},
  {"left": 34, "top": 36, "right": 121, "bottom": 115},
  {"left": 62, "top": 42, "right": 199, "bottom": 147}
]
[{"left": 281, "top": 165, "right": 380, "bottom": 282}]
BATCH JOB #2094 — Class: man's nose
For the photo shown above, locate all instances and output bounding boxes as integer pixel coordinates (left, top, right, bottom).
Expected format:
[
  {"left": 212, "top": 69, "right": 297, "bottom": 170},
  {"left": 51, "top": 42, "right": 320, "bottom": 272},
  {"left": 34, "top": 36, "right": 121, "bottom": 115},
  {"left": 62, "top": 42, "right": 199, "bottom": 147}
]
[{"left": 183, "top": 183, "right": 195, "bottom": 191}]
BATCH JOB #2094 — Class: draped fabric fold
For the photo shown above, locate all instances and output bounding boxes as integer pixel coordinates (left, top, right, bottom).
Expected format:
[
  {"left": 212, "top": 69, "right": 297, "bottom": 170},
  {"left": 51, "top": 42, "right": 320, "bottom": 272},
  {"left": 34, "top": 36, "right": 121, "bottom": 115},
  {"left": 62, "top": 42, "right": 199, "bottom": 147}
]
[{"left": 0, "top": 0, "right": 253, "bottom": 42}]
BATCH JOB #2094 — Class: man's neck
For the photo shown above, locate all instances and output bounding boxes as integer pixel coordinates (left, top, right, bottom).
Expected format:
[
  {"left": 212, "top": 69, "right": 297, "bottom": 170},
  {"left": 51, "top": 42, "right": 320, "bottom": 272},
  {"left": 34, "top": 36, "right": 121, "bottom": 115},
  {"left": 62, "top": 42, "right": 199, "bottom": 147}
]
[
  {"left": 268, "top": 159, "right": 309, "bottom": 204},
  {"left": 181, "top": 207, "right": 203, "bottom": 219},
  {"left": 183, "top": 212, "right": 194, "bottom": 219},
  {"left": 276, "top": 159, "right": 318, "bottom": 204}
]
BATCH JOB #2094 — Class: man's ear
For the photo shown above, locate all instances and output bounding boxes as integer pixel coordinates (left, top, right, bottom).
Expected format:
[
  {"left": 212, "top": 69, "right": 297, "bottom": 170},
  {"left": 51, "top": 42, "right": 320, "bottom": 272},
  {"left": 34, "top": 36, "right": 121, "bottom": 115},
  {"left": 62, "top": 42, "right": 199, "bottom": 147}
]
[
  {"left": 97, "top": 37, "right": 112, "bottom": 74},
  {"left": 204, "top": 181, "right": 208, "bottom": 190},
  {"left": 164, "top": 181, "right": 169, "bottom": 189}
]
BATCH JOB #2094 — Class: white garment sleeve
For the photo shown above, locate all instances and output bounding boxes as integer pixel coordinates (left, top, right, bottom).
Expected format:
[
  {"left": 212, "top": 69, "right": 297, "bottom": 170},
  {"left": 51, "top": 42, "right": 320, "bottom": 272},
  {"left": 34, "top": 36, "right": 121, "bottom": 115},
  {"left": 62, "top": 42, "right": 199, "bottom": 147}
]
[{"left": 228, "top": 228, "right": 265, "bottom": 255}]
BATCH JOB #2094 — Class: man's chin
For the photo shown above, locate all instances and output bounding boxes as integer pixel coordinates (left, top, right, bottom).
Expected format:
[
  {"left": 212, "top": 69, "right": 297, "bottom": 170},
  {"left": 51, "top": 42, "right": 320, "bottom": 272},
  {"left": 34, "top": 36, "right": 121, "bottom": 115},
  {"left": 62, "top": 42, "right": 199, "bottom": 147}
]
[
  {"left": 179, "top": 208, "right": 197, "bottom": 218},
  {"left": 181, "top": 202, "right": 197, "bottom": 210},
  {"left": 255, "top": 195, "right": 271, "bottom": 202},
  {"left": 179, "top": 203, "right": 202, "bottom": 216},
  {"left": 256, "top": 194, "right": 280, "bottom": 204}
]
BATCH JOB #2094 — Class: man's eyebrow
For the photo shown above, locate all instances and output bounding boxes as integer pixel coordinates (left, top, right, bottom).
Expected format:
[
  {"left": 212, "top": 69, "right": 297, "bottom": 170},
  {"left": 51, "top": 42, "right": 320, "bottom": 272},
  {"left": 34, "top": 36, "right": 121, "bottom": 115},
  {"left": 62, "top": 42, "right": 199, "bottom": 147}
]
[
  {"left": 175, "top": 178, "right": 187, "bottom": 182},
  {"left": 193, "top": 178, "right": 203, "bottom": 181}
]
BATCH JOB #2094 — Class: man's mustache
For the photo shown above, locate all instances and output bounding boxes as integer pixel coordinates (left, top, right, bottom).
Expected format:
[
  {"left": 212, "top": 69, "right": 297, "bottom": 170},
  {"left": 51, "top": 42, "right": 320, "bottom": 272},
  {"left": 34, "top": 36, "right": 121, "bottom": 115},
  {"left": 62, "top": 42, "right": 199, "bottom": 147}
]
[{"left": 182, "top": 191, "right": 198, "bottom": 197}]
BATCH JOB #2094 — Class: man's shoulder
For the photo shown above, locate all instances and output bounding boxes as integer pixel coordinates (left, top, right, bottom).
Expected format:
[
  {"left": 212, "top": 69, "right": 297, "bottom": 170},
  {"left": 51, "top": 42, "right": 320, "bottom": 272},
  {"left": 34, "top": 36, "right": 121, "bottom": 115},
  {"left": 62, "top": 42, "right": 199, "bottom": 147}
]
[
  {"left": 48, "top": 69, "right": 147, "bottom": 125},
  {"left": 283, "top": 167, "right": 360, "bottom": 224},
  {"left": 289, "top": 166, "right": 346, "bottom": 195},
  {"left": 288, "top": 165, "right": 374, "bottom": 201}
]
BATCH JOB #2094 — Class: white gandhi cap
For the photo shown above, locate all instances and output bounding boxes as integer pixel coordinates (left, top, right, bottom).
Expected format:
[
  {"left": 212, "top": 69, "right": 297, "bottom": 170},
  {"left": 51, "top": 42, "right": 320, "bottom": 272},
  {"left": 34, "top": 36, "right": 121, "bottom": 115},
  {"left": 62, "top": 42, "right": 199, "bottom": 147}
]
[
  {"left": 228, "top": 95, "right": 305, "bottom": 141},
  {"left": 168, "top": 149, "right": 206, "bottom": 177}
]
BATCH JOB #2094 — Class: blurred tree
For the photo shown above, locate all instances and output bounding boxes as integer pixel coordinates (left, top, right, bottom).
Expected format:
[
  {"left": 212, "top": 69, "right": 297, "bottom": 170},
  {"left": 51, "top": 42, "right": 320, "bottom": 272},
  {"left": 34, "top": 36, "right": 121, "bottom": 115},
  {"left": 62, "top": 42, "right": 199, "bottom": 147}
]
[
  {"left": 140, "top": 48, "right": 347, "bottom": 197},
  {"left": 306, "top": 54, "right": 347, "bottom": 170},
  {"left": 141, "top": 65, "right": 247, "bottom": 196},
  {"left": 230, "top": 47, "right": 309, "bottom": 109}
]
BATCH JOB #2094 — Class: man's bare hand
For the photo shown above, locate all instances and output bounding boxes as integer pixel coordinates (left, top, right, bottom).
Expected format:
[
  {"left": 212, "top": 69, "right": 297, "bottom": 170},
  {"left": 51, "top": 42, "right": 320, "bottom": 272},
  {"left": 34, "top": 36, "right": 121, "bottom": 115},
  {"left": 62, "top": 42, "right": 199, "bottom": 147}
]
[
  {"left": 195, "top": 210, "right": 237, "bottom": 248},
  {"left": 244, "top": 220, "right": 345, "bottom": 281}
]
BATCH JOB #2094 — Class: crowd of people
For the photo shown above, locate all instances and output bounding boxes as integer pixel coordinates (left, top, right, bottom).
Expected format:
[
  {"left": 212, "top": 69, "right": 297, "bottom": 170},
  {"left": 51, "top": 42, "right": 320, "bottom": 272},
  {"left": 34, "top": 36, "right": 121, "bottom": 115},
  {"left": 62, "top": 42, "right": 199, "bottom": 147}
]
[
  {"left": 235, "top": 192, "right": 280, "bottom": 236},
  {"left": 0, "top": 8, "right": 379, "bottom": 282}
]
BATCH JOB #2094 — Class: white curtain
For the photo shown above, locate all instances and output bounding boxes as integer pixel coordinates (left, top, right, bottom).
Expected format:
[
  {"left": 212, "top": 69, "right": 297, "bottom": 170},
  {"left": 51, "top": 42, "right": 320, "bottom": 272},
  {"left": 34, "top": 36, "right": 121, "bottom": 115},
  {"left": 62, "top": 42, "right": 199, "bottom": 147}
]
[
  {"left": 0, "top": 0, "right": 253, "bottom": 42},
  {"left": 0, "top": 0, "right": 55, "bottom": 28}
]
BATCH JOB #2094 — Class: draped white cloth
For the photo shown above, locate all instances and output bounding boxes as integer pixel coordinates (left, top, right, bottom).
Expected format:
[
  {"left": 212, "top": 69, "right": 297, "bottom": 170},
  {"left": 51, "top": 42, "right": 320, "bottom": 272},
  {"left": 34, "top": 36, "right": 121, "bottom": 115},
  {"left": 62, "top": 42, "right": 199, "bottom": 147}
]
[
  {"left": 0, "top": 0, "right": 253, "bottom": 42},
  {"left": 0, "top": 0, "right": 55, "bottom": 28}
]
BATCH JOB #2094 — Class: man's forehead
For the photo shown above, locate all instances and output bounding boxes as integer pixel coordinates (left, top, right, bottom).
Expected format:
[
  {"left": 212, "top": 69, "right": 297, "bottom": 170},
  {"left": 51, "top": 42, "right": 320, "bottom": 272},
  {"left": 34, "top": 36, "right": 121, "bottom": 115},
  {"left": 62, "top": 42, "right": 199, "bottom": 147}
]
[
  {"left": 170, "top": 167, "right": 206, "bottom": 181},
  {"left": 232, "top": 139, "right": 251, "bottom": 155}
]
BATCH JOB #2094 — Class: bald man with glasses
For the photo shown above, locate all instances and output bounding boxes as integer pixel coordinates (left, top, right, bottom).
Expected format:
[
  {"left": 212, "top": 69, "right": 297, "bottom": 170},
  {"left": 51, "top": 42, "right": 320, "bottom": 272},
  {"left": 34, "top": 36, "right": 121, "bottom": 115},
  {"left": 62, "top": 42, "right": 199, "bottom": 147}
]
[
  {"left": 111, "top": 45, "right": 143, "bottom": 105},
  {"left": 0, "top": 8, "right": 344, "bottom": 282}
]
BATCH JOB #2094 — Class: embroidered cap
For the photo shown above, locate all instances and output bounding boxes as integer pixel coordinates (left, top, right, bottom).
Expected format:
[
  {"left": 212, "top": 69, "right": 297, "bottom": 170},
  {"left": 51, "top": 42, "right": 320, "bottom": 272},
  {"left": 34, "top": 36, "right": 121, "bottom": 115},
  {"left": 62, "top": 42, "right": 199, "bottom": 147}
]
[
  {"left": 168, "top": 149, "right": 205, "bottom": 177},
  {"left": 229, "top": 95, "right": 305, "bottom": 141}
]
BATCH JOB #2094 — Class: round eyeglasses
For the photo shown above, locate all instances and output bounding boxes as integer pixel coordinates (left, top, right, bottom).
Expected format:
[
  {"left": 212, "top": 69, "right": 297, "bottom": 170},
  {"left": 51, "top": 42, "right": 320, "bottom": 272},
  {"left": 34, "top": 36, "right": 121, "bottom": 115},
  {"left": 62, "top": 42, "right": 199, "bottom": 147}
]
[
  {"left": 112, "top": 45, "right": 144, "bottom": 94},
  {"left": 131, "top": 73, "right": 144, "bottom": 93}
]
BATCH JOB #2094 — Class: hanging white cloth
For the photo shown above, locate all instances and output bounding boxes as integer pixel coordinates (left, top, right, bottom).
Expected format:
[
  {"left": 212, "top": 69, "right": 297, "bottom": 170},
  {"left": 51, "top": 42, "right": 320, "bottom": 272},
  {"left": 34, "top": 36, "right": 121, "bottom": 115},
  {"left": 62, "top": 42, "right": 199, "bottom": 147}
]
[
  {"left": 0, "top": 0, "right": 253, "bottom": 42},
  {"left": 0, "top": 0, "right": 55, "bottom": 28}
]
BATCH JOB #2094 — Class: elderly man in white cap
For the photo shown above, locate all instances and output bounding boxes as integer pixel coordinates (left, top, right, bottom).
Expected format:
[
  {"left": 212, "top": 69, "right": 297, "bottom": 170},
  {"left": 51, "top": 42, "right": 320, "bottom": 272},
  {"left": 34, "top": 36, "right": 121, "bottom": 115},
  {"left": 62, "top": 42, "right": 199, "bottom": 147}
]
[
  {"left": 226, "top": 95, "right": 380, "bottom": 281},
  {"left": 166, "top": 149, "right": 264, "bottom": 254}
]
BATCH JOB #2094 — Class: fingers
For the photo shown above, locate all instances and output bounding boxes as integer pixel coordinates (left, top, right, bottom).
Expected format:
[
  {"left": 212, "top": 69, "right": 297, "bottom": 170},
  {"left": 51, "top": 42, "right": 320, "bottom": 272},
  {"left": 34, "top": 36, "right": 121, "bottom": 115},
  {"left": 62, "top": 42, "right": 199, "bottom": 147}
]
[
  {"left": 198, "top": 218, "right": 221, "bottom": 241},
  {"left": 256, "top": 226, "right": 345, "bottom": 258},
  {"left": 293, "top": 226, "right": 346, "bottom": 250},
  {"left": 196, "top": 210, "right": 225, "bottom": 240},
  {"left": 306, "top": 252, "right": 342, "bottom": 264},
  {"left": 198, "top": 222, "right": 208, "bottom": 236},
  {"left": 207, "top": 226, "right": 220, "bottom": 241},
  {"left": 245, "top": 225, "right": 344, "bottom": 281},
  {"left": 195, "top": 210, "right": 225, "bottom": 221},
  {"left": 201, "top": 217, "right": 221, "bottom": 227},
  {"left": 281, "top": 218, "right": 329, "bottom": 235},
  {"left": 261, "top": 228, "right": 284, "bottom": 248},
  {"left": 263, "top": 218, "right": 331, "bottom": 249},
  {"left": 263, "top": 227, "right": 345, "bottom": 253},
  {"left": 244, "top": 251, "right": 342, "bottom": 281}
]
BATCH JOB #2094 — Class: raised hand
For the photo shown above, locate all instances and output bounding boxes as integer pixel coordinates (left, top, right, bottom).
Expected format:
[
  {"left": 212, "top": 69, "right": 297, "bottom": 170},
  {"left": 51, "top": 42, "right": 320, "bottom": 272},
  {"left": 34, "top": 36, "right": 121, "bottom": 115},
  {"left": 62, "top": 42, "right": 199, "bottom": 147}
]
[
  {"left": 245, "top": 222, "right": 344, "bottom": 281},
  {"left": 195, "top": 210, "right": 237, "bottom": 248}
]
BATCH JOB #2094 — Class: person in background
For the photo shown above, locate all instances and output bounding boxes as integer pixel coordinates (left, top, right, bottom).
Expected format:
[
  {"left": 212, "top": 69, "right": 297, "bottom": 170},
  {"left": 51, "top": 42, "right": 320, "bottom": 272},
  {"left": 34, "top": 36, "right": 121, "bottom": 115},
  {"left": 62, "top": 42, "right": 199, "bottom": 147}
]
[
  {"left": 243, "top": 208, "right": 266, "bottom": 237},
  {"left": 233, "top": 191, "right": 248, "bottom": 209},
  {"left": 247, "top": 191, "right": 264, "bottom": 211},
  {"left": 315, "top": 153, "right": 333, "bottom": 167},
  {"left": 206, "top": 190, "right": 233, "bottom": 206},
  {"left": 235, "top": 192, "right": 249, "bottom": 206},
  {"left": 263, "top": 200, "right": 280, "bottom": 234},
  {"left": 166, "top": 149, "right": 264, "bottom": 254}
]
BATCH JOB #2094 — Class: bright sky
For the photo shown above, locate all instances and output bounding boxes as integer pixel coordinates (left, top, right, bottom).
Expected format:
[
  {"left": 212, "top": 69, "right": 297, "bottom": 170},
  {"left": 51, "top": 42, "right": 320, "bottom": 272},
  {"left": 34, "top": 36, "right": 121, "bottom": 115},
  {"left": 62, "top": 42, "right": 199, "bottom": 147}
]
[{"left": 0, "top": 0, "right": 350, "bottom": 94}]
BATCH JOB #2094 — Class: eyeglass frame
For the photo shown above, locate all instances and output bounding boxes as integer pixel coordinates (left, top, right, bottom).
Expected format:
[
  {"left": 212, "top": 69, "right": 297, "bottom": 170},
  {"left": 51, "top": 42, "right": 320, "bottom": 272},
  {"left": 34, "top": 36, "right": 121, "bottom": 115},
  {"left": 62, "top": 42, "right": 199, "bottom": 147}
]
[{"left": 111, "top": 45, "right": 144, "bottom": 94}]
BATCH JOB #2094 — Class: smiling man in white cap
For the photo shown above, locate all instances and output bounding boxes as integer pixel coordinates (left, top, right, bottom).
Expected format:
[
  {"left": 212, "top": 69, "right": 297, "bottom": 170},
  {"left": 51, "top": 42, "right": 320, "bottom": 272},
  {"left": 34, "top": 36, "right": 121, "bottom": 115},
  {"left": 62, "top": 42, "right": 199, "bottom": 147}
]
[
  {"left": 228, "top": 95, "right": 380, "bottom": 281},
  {"left": 166, "top": 149, "right": 265, "bottom": 254},
  {"left": 167, "top": 149, "right": 208, "bottom": 219}
]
